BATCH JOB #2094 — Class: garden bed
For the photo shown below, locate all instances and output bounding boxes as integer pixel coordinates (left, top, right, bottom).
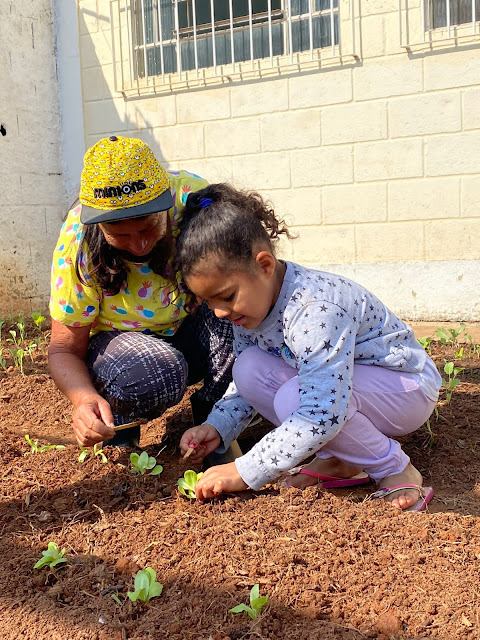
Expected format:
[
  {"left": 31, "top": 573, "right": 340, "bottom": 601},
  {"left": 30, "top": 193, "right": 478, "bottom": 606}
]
[{"left": 0, "top": 317, "right": 480, "bottom": 640}]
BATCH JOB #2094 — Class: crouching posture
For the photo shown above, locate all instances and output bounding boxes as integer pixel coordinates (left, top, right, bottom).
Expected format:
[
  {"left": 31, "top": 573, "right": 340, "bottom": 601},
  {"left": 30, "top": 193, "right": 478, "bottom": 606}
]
[{"left": 177, "top": 184, "right": 441, "bottom": 511}]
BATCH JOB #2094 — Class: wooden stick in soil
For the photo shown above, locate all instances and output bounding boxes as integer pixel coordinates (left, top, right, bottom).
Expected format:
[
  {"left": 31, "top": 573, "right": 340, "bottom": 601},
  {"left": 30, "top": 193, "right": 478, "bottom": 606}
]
[{"left": 113, "top": 420, "right": 141, "bottom": 432}]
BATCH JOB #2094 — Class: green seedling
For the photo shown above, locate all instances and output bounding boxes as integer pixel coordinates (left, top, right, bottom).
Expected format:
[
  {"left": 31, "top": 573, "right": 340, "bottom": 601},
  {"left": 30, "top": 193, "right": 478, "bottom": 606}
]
[
  {"left": 25, "top": 434, "right": 66, "bottom": 456},
  {"left": 435, "top": 323, "right": 467, "bottom": 347},
  {"left": 9, "top": 347, "right": 25, "bottom": 374},
  {"left": 423, "top": 419, "right": 436, "bottom": 449},
  {"left": 229, "top": 584, "right": 269, "bottom": 620},
  {"left": 127, "top": 567, "right": 163, "bottom": 603},
  {"left": 454, "top": 346, "right": 464, "bottom": 359},
  {"left": 0, "top": 349, "right": 7, "bottom": 372},
  {"left": 7, "top": 330, "right": 20, "bottom": 348},
  {"left": 442, "top": 360, "right": 464, "bottom": 404},
  {"left": 0, "top": 317, "right": 4, "bottom": 342},
  {"left": 111, "top": 592, "right": 123, "bottom": 606},
  {"left": 418, "top": 336, "right": 433, "bottom": 353},
  {"left": 16, "top": 321, "right": 26, "bottom": 342},
  {"left": 31, "top": 311, "right": 46, "bottom": 331},
  {"left": 78, "top": 443, "right": 108, "bottom": 463},
  {"left": 34, "top": 542, "right": 68, "bottom": 570},
  {"left": 130, "top": 451, "right": 163, "bottom": 475},
  {"left": 26, "top": 341, "right": 37, "bottom": 362},
  {"left": 177, "top": 470, "right": 204, "bottom": 499}
]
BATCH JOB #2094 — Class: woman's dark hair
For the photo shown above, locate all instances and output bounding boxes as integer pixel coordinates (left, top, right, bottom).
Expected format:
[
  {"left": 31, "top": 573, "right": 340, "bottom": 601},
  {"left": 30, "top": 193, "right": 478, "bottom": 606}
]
[
  {"left": 176, "top": 183, "right": 292, "bottom": 277},
  {"left": 75, "top": 215, "right": 175, "bottom": 296}
]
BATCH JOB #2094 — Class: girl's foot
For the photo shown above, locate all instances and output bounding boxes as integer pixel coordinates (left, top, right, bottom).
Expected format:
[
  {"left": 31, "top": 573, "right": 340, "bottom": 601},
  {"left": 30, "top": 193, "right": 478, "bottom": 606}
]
[
  {"left": 282, "top": 457, "right": 363, "bottom": 489},
  {"left": 377, "top": 463, "right": 423, "bottom": 510}
]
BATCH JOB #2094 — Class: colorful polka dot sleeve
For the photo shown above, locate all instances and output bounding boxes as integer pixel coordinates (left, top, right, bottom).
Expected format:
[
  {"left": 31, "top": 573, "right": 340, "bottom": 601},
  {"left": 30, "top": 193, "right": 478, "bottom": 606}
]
[{"left": 49, "top": 170, "right": 207, "bottom": 336}]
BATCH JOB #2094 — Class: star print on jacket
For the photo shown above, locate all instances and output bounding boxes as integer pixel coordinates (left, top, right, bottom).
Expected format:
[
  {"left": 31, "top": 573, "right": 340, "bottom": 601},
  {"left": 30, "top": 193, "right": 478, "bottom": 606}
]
[{"left": 205, "top": 261, "right": 438, "bottom": 491}]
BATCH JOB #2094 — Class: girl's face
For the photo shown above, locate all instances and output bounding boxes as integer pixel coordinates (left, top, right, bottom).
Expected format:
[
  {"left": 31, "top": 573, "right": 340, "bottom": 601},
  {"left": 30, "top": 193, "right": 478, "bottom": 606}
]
[
  {"left": 185, "top": 252, "right": 282, "bottom": 330},
  {"left": 99, "top": 212, "right": 168, "bottom": 260}
]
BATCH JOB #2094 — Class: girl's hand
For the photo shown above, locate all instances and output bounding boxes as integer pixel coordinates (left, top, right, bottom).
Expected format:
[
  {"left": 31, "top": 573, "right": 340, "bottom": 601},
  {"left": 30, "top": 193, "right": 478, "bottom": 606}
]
[
  {"left": 73, "top": 394, "right": 115, "bottom": 447},
  {"left": 195, "top": 462, "right": 248, "bottom": 502},
  {"left": 180, "top": 424, "right": 221, "bottom": 463}
]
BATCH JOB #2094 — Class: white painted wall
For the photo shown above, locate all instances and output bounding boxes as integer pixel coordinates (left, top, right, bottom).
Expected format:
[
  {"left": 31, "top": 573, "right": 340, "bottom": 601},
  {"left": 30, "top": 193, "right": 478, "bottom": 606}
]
[
  {"left": 76, "top": 0, "right": 480, "bottom": 320},
  {"left": 54, "top": 0, "right": 85, "bottom": 204},
  {"left": 0, "top": 0, "right": 66, "bottom": 314},
  {"left": 2, "top": 0, "right": 478, "bottom": 319}
]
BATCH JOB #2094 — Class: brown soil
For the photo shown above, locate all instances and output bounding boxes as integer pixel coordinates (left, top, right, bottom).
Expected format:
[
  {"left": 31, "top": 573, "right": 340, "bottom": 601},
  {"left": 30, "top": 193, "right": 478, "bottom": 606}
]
[{"left": 1, "top": 321, "right": 480, "bottom": 640}]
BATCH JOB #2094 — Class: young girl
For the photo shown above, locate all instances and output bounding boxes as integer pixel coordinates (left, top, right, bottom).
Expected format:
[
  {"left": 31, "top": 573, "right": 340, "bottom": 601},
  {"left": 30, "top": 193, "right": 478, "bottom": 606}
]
[{"left": 177, "top": 184, "right": 441, "bottom": 511}]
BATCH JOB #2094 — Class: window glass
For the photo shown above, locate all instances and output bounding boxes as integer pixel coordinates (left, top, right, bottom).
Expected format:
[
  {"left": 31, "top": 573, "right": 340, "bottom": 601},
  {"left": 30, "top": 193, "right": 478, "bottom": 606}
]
[
  {"left": 132, "top": 0, "right": 339, "bottom": 78},
  {"left": 429, "top": 0, "right": 480, "bottom": 28}
]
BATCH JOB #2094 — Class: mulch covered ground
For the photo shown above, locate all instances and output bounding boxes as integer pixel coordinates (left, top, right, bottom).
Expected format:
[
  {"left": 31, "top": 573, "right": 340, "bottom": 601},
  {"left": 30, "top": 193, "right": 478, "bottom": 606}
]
[{"left": 0, "top": 319, "right": 479, "bottom": 640}]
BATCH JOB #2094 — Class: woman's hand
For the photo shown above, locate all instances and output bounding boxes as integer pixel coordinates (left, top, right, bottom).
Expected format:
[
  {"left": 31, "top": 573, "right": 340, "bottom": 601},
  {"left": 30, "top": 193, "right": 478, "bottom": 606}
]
[
  {"left": 179, "top": 423, "right": 221, "bottom": 463},
  {"left": 72, "top": 394, "right": 115, "bottom": 447},
  {"left": 195, "top": 462, "right": 248, "bottom": 502}
]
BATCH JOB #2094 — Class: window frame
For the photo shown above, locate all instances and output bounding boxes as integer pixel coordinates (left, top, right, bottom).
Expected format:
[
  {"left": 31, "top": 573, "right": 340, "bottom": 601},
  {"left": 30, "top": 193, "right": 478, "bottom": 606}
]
[{"left": 115, "top": 0, "right": 354, "bottom": 96}]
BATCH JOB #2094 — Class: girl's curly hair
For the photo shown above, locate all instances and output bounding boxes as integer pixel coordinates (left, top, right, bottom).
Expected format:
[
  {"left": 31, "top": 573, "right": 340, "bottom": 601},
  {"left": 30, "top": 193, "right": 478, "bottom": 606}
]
[{"left": 176, "top": 183, "right": 293, "bottom": 277}]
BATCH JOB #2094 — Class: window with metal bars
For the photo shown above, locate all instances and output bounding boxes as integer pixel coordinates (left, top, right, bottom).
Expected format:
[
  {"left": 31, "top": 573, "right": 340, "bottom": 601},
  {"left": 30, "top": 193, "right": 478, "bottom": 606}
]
[
  {"left": 131, "top": 0, "right": 339, "bottom": 79},
  {"left": 427, "top": 0, "right": 479, "bottom": 29}
]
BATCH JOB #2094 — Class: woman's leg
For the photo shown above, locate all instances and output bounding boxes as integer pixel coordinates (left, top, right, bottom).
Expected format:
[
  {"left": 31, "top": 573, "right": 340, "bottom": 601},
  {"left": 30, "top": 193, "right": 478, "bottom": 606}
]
[
  {"left": 87, "top": 331, "right": 188, "bottom": 446},
  {"left": 171, "top": 303, "right": 235, "bottom": 424}
]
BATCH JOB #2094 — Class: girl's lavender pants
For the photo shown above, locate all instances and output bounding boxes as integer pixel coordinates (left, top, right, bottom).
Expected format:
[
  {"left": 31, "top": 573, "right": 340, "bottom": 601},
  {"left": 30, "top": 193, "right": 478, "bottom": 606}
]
[{"left": 233, "top": 346, "right": 436, "bottom": 481}]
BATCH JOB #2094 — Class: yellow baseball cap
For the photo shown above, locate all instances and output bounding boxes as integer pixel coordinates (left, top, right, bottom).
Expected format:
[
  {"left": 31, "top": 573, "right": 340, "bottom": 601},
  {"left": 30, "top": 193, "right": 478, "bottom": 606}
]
[{"left": 79, "top": 136, "right": 173, "bottom": 224}]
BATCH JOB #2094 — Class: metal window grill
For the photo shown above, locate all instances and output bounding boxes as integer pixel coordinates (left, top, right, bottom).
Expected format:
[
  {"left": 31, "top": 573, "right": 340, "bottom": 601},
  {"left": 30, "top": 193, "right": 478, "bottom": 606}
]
[
  {"left": 112, "top": 0, "right": 358, "bottom": 95},
  {"left": 400, "top": 0, "right": 480, "bottom": 49}
]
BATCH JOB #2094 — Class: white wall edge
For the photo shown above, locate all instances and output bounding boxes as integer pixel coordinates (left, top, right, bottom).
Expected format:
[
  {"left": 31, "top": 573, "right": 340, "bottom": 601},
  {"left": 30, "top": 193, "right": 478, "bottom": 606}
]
[
  {"left": 305, "top": 260, "right": 479, "bottom": 322},
  {"left": 53, "top": 0, "right": 85, "bottom": 208}
]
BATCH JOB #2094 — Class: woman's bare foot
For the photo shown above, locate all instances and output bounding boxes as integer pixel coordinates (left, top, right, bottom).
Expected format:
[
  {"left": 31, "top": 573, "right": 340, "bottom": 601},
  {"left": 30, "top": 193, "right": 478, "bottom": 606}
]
[
  {"left": 378, "top": 463, "right": 423, "bottom": 510},
  {"left": 282, "top": 457, "right": 363, "bottom": 489}
]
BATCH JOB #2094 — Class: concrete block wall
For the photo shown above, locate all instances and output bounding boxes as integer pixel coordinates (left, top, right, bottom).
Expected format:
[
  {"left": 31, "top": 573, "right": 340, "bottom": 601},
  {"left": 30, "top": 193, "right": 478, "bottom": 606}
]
[
  {"left": 0, "top": 0, "right": 66, "bottom": 314},
  {"left": 76, "top": 0, "right": 480, "bottom": 320}
]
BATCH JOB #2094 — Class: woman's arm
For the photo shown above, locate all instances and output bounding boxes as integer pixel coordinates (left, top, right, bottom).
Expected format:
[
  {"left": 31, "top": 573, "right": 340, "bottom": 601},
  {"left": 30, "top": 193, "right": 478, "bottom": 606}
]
[{"left": 48, "top": 319, "right": 115, "bottom": 446}]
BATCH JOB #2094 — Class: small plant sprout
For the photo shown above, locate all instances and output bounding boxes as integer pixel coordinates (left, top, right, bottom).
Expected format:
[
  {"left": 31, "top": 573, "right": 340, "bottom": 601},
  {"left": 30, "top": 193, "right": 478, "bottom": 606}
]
[
  {"left": 435, "top": 323, "right": 466, "bottom": 347},
  {"left": 16, "top": 320, "right": 26, "bottom": 342},
  {"left": 129, "top": 451, "right": 163, "bottom": 476},
  {"left": 78, "top": 443, "right": 108, "bottom": 464},
  {"left": 25, "top": 435, "right": 66, "bottom": 456},
  {"left": 423, "top": 419, "right": 436, "bottom": 449},
  {"left": 26, "top": 341, "right": 37, "bottom": 362},
  {"left": 454, "top": 346, "right": 464, "bottom": 359},
  {"left": 442, "top": 360, "right": 464, "bottom": 404},
  {"left": 127, "top": 567, "right": 163, "bottom": 603},
  {"left": 177, "top": 470, "right": 204, "bottom": 499},
  {"left": 34, "top": 542, "right": 68, "bottom": 570},
  {"left": 7, "top": 329, "right": 20, "bottom": 348},
  {"left": 417, "top": 336, "right": 433, "bottom": 354},
  {"left": 31, "top": 310, "right": 46, "bottom": 331},
  {"left": 0, "top": 317, "right": 4, "bottom": 341},
  {"left": 0, "top": 349, "right": 7, "bottom": 372},
  {"left": 9, "top": 347, "right": 25, "bottom": 374},
  {"left": 229, "top": 584, "right": 269, "bottom": 620}
]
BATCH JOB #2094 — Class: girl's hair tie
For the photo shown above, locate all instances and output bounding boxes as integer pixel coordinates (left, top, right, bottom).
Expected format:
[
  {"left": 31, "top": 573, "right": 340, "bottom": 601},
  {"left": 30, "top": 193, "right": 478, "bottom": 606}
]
[{"left": 199, "top": 197, "right": 213, "bottom": 209}]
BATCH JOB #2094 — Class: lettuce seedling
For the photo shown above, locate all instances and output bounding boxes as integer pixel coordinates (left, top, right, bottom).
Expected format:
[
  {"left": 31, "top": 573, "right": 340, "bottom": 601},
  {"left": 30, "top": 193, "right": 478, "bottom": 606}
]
[
  {"left": 78, "top": 443, "right": 108, "bottom": 463},
  {"left": 229, "top": 584, "right": 269, "bottom": 619},
  {"left": 31, "top": 311, "right": 46, "bottom": 331},
  {"left": 34, "top": 542, "right": 68, "bottom": 570},
  {"left": 177, "top": 470, "right": 203, "bottom": 499},
  {"left": 129, "top": 451, "right": 163, "bottom": 475},
  {"left": 25, "top": 434, "right": 66, "bottom": 456},
  {"left": 127, "top": 567, "right": 163, "bottom": 603}
]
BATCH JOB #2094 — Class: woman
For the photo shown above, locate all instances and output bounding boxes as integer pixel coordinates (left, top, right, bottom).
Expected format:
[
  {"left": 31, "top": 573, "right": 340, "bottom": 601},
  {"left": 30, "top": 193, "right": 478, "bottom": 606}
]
[{"left": 48, "top": 136, "right": 234, "bottom": 449}]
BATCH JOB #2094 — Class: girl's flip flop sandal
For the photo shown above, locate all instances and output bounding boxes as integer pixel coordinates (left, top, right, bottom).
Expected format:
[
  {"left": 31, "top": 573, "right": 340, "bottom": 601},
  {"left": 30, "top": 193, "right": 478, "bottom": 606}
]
[
  {"left": 283, "top": 466, "right": 371, "bottom": 489},
  {"left": 367, "top": 483, "right": 434, "bottom": 512}
]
